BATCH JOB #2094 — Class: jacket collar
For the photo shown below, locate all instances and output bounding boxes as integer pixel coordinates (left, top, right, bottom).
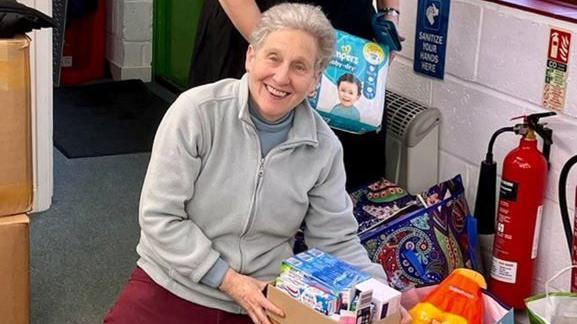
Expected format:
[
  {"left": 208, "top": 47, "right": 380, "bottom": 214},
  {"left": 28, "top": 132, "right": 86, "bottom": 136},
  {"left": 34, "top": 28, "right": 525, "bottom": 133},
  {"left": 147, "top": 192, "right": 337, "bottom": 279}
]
[{"left": 237, "top": 73, "right": 319, "bottom": 147}]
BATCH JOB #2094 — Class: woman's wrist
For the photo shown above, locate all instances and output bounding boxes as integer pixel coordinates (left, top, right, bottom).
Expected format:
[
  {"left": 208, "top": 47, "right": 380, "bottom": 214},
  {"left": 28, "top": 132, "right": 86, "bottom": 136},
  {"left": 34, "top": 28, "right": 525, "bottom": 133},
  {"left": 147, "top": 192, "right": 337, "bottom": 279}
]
[
  {"left": 219, "top": 268, "right": 237, "bottom": 292},
  {"left": 378, "top": 7, "right": 400, "bottom": 24},
  {"left": 378, "top": 7, "right": 400, "bottom": 17}
]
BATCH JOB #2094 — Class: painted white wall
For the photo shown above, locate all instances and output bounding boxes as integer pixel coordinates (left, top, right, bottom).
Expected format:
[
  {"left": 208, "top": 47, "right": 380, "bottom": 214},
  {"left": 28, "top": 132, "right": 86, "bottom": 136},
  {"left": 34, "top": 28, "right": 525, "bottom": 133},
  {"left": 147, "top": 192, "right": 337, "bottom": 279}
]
[
  {"left": 106, "top": 0, "right": 153, "bottom": 81},
  {"left": 390, "top": 0, "right": 577, "bottom": 293},
  {"left": 20, "top": 0, "right": 53, "bottom": 213}
]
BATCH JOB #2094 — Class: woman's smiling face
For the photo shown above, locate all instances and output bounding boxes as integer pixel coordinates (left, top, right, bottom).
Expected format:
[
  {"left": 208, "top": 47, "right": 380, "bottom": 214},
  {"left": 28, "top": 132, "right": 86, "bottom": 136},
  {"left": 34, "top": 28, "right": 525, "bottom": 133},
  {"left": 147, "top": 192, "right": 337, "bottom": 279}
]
[{"left": 245, "top": 29, "right": 319, "bottom": 122}]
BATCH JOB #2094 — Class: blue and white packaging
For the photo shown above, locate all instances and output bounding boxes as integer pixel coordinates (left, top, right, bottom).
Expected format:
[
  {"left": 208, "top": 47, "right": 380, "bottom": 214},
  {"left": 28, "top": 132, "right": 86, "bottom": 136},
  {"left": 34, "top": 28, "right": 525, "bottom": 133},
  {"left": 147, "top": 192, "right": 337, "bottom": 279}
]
[
  {"left": 309, "top": 30, "right": 390, "bottom": 134},
  {"left": 292, "top": 249, "right": 371, "bottom": 294}
]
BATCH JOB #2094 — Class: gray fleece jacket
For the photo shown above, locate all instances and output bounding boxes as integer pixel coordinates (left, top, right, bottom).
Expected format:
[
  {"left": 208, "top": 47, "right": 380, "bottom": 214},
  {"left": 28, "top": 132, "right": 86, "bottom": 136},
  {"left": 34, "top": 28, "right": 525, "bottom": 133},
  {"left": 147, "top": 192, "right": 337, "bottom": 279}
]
[{"left": 136, "top": 74, "right": 387, "bottom": 313}]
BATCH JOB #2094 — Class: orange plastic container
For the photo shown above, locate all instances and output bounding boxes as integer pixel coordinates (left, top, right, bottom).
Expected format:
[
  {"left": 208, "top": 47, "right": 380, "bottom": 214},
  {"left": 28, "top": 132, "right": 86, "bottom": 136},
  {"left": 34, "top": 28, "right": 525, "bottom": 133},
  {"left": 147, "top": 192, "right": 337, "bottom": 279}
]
[
  {"left": 409, "top": 269, "right": 486, "bottom": 324},
  {"left": 0, "top": 35, "right": 33, "bottom": 217},
  {"left": 60, "top": 0, "right": 106, "bottom": 85}
]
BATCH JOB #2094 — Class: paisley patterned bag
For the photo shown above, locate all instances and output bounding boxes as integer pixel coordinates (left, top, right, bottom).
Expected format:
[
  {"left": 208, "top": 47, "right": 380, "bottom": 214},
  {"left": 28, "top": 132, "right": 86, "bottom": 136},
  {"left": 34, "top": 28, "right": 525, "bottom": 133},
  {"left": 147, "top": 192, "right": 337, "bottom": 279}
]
[
  {"left": 350, "top": 178, "right": 421, "bottom": 234},
  {"left": 356, "top": 175, "right": 479, "bottom": 291}
]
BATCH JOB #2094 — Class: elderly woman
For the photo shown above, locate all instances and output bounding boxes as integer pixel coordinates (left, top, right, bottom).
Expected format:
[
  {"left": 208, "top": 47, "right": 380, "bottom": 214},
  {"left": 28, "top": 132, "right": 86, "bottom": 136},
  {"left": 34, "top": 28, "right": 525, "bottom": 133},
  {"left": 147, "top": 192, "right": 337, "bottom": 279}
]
[
  {"left": 104, "top": 4, "right": 388, "bottom": 324},
  {"left": 190, "top": 0, "right": 402, "bottom": 191}
]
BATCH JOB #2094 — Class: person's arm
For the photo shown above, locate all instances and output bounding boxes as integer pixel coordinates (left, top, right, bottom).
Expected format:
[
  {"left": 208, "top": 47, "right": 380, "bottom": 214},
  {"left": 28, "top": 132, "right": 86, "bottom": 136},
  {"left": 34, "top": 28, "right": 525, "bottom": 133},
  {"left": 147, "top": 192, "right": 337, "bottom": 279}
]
[
  {"left": 303, "top": 141, "right": 388, "bottom": 283},
  {"left": 218, "top": 0, "right": 262, "bottom": 41},
  {"left": 139, "top": 95, "right": 225, "bottom": 285},
  {"left": 377, "top": 0, "right": 400, "bottom": 26},
  {"left": 143, "top": 93, "right": 284, "bottom": 323},
  {"left": 378, "top": 0, "right": 400, "bottom": 8}
]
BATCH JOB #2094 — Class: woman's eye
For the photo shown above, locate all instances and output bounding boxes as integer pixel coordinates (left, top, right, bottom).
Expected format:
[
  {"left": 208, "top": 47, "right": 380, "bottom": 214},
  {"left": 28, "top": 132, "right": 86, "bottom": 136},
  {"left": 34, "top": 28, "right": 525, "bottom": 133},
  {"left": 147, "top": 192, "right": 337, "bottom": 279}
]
[{"left": 294, "top": 64, "right": 307, "bottom": 72}]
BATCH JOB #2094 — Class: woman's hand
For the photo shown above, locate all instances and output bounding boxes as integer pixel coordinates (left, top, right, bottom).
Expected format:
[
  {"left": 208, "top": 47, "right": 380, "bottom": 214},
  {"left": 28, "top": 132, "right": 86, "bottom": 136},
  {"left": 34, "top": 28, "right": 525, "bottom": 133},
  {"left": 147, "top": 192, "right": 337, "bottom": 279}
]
[{"left": 219, "top": 269, "right": 285, "bottom": 324}]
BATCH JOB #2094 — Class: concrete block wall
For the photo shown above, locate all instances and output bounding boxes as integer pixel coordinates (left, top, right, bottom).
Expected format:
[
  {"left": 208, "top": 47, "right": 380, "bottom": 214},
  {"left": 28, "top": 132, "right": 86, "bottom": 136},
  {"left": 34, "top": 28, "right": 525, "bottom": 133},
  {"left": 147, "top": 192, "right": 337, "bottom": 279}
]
[
  {"left": 389, "top": 0, "right": 577, "bottom": 293},
  {"left": 106, "top": 0, "right": 153, "bottom": 81}
]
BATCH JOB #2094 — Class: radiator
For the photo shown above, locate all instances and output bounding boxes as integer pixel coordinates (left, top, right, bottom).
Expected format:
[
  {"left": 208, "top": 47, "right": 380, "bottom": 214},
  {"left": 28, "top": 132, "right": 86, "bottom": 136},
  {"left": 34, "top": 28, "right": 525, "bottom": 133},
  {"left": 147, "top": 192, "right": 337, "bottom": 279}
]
[{"left": 385, "top": 90, "right": 441, "bottom": 194}]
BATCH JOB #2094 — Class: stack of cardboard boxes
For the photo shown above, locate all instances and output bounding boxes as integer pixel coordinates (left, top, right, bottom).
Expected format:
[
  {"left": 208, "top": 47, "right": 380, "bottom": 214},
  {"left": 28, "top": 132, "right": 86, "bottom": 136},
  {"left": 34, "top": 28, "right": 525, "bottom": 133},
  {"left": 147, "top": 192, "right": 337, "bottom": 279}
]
[{"left": 0, "top": 35, "right": 33, "bottom": 324}]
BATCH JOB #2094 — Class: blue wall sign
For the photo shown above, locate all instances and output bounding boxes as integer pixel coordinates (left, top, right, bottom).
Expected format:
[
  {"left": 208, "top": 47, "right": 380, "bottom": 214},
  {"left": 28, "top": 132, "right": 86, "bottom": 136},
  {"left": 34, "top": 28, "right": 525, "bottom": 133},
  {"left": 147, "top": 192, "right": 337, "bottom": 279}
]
[{"left": 414, "top": 0, "right": 451, "bottom": 79}]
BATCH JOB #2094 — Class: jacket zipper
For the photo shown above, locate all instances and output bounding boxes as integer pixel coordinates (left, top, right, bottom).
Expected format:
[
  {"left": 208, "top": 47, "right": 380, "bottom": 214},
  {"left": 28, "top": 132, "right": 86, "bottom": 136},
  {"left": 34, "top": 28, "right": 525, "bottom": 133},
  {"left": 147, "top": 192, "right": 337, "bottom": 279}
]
[
  {"left": 246, "top": 157, "right": 265, "bottom": 239},
  {"left": 239, "top": 157, "right": 264, "bottom": 273},
  {"left": 236, "top": 120, "right": 315, "bottom": 273}
]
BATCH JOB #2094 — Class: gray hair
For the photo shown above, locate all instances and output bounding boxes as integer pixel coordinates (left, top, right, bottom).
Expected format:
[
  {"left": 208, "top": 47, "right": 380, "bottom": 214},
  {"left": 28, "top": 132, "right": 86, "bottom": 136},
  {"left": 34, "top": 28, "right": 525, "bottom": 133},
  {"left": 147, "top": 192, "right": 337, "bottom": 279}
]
[{"left": 249, "top": 3, "right": 335, "bottom": 72}]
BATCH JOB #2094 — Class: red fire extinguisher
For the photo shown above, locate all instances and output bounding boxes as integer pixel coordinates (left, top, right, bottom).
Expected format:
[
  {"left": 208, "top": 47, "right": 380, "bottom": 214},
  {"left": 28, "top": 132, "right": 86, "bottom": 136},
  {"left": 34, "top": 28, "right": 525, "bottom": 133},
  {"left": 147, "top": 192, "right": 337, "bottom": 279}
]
[
  {"left": 488, "top": 112, "right": 555, "bottom": 310},
  {"left": 559, "top": 155, "right": 577, "bottom": 293}
]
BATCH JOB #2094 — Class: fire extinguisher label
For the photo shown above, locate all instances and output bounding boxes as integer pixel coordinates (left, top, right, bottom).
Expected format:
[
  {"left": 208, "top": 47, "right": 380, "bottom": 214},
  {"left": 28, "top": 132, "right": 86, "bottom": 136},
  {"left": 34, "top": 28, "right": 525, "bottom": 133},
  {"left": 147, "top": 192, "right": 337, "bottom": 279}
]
[
  {"left": 531, "top": 205, "right": 544, "bottom": 259},
  {"left": 499, "top": 180, "right": 518, "bottom": 201},
  {"left": 490, "top": 255, "right": 517, "bottom": 283}
]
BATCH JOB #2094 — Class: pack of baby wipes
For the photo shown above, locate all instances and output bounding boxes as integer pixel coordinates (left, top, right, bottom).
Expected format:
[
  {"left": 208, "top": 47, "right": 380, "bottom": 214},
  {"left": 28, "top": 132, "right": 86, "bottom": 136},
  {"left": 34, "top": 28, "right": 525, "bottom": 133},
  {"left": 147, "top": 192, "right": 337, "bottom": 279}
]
[{"left": 308, "top": 30, "right": 390, "bottom": 134}]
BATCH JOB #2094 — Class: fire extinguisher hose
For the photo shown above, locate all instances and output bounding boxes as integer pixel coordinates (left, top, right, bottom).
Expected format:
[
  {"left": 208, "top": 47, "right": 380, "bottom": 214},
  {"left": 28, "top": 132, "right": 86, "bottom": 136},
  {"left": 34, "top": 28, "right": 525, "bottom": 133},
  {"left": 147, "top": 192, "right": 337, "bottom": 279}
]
[
  {"left": 485, "top": 127, "right": 516, "bottom": 163},
  {"left": 474, "top": 126, "right": 516, "bottom": 235},
  {"left": 559, "top": 155, "right": 577, "bottom": 254}
]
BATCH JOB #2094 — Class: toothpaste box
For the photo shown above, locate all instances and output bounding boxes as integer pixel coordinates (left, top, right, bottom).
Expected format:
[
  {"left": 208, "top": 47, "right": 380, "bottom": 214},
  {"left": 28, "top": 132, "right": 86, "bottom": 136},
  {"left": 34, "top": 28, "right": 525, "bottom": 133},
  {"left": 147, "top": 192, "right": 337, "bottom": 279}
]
[
  {"left": 277, "top": 250, "right": 371, "bottom": 316},
  {"left": 290, "top": 249, "right": 371, "bottom": 294},
  {"left": 308, "top": 30, "right": 390, "bottom": 134},
  {"left": 276, "top": 262, "right": 339, "bottom": 315}
]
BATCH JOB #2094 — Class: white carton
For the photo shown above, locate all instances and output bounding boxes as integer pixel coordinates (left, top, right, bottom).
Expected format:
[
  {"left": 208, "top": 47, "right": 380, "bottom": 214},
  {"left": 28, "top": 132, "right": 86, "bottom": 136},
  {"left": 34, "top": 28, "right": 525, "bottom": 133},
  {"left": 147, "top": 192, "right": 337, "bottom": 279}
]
[{"left": 355, "top": 278, "right": 401, "bottom": 320}]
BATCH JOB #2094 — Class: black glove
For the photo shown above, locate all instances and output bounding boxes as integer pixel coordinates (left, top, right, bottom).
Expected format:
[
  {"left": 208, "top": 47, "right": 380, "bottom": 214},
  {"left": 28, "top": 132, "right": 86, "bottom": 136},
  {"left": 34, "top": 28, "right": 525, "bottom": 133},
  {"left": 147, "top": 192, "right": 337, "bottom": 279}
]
[{"left": 371, "top": 12, "right": 402, "bottom": 51}]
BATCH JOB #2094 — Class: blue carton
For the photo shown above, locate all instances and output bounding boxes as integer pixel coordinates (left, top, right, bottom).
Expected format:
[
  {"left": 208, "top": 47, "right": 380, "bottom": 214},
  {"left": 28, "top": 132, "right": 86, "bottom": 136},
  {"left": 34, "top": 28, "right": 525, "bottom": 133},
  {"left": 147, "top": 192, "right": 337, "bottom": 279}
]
[{"left": 288, "top": 249, "right": 371, "bottom": 294}]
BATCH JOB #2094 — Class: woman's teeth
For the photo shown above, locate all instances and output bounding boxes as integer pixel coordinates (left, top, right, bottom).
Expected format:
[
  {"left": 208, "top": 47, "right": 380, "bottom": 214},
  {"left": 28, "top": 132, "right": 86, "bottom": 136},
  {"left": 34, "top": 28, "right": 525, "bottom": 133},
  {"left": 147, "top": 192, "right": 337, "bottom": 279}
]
[{"left": 266, "top": 85, "right": 288, "bottom": 98}]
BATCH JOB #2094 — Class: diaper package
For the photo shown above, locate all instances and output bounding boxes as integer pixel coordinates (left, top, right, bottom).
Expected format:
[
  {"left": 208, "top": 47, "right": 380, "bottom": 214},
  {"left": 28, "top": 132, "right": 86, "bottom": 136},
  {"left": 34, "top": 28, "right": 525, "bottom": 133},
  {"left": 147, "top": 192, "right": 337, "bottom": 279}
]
[{"left": 308, "top": 30, "right": 390, "bottom": 134}]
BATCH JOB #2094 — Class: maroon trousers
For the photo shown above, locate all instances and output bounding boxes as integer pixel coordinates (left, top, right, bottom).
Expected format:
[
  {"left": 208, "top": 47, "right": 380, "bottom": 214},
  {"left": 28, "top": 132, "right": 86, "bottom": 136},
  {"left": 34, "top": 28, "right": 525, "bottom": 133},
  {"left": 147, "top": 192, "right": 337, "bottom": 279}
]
[{"left": 103, "top": 267, "right": 254, "bottom": 324}]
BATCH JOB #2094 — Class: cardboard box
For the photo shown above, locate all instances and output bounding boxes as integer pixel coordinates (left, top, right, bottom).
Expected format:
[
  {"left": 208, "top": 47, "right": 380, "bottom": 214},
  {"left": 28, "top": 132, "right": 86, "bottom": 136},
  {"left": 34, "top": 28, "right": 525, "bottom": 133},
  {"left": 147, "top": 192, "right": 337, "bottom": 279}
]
[
  {"left": 0, "top": 35, "right": 33, "bottom": 217},
  {"left": 267, "top": 284, "right": 400, "bottom": 324},
  {"left": 0, "top": 214, "right": 30, "bottom": 324}
]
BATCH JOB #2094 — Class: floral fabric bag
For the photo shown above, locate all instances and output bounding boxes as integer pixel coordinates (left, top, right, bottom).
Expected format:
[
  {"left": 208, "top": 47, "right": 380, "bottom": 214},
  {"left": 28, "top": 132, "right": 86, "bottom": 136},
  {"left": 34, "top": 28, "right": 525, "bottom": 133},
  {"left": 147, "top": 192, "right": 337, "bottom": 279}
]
[{"left": 356, "top": 175, "right": 479, "bottom": 291}]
